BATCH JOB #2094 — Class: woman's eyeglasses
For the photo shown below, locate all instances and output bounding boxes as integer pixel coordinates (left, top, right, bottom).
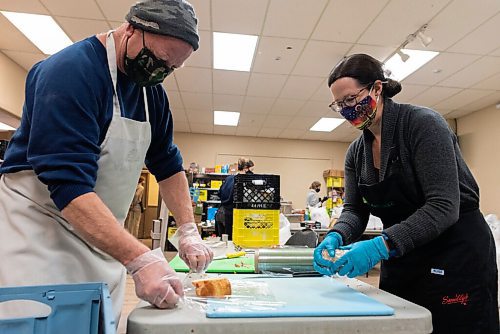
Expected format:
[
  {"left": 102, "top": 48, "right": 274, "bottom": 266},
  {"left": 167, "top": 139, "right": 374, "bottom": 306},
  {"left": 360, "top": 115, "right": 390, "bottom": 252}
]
[{"left": 329, "top": 86, "right": 369, "bottom": 113}]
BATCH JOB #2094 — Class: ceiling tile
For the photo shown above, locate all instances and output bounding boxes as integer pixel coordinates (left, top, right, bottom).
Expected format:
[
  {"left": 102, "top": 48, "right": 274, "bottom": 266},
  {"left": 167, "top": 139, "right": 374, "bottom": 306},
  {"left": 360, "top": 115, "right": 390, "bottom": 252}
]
[
  {"left": 269, "top": 98, "right": 305, "bottom": 116},
  {"left": 236, "top": 126, "right": 260, "bottom": 137},
  {"left": 213, "top": 94, "right": 244, "bottom": 111},
  {"left": 247, "top": 73, "right": 287, "bottom": 97},
  {"left": 403, "top": 53, "right": 480, "bottom": 86},
  {"left": 490, "top": 46, "right": 500, "bottom": 57},
  {"left": 0, "top": 0, "right": 48, "bottom": 14},
  {"left": 358, "top": 0, "right": 450, "bottom": 46},
  {"left": 189, "top": 122, "right": 213, "bottom": 134},
  {"left": 347, "top": 44, "right": 395, "bottom": 62},
  {"left": 56, "top": 17, "right": 110, "bottom": 42},
  {"left": 473, "top": 71, "right": 500, "bottom": 90},
  {"left": 279, "top": 76, "right": 324, "bottom": 100},
  {"left": 454, "top": 91, "right": 500, "bottom": 113},
  {"left": 438, "top": 56, "right": 500, "bottom": 88},
  {"left": 185, "top": 108, "right": 213, "bottom": 124},
  {"left": 421, "top": 0, "right": 500, "bottom": 51},
  {"left": 171, "top": 107, "right": 188, "bottom": 123},
  {"left": 212, "top": 0, "right": 267, "bottom": 35},
  {"left": 264, "top": 115, "right": 292, "bottom": 129},
  {"left": 238, "top": 113, "right": 267, "bottom": 127},
  {"left": 2, "top": 50, "right": 46, "bottom": 71},
  {"left": 312, "top": 0, "right": 389, "bottom": 43},
  {"left": 213, "top": 70, "right": 250, "bottom": 95},
  {"left": 433, "top": 89, "right": 495, "bottom": 110},
  {"left": 253, "top": 37, "right": 306, "bottom": 75},
  {"left": 300, "top": 131, "right": 326, "bottom": 141},
  {"left": 241, "top": 96, "right": 275, "bottom": 114},
  {"left": 163, "top": 74, "right": 178, "bottom": 92},
  {"left": 181, "top": 92, "right": 212, "bottom": 110},
  {"left": 263, "top": 0, "right": 328, "bottom": 39},
  {"left": 287, "top": 116, "right": 320, "bottom": 130},
  {"left": 393, "top": 84, "right": 430, "bottom": 104},
  {"left": 41, "top": 0, "right": 104, "bottom": 19},
  {"left": 188, "top": 0, "right": 211, "bottom": 30},
  {"left": 299, "top": 100, "right": 331, "bottom": 116},
  {"left": 258, "top": 127, "right": 282, "bottom": 138},
  {"left": 278, "top": 129, "right": 306, "bottom": 140},
  {"left": 409, "top": 86, "right": 463, "bottom": 107},
  {"left": 173, "top": 121, "right": 190, "bottom": 132},
  {"left": 185, "top": 30, "right": 211, "bottom": 68},
  {"left": 175, "top": 67, "right": 212, "bottom": 93},
  {"left": 96, "top": 0, "right": 135, "bottom": 22},
  {"left": 310, "top": 79, "right": 332, "bottom": 102},
  {"left": 214, "top": 125, "right": 237, "bottom": 136},
  {"left": 166, "top": 91, "right": 184, "bottom": 109},
  {"left": 292, "top": 40, "right": 351, "bottom": 77},
  {"left": 447, "top": 12, "right": 500, "bottom": 55}
]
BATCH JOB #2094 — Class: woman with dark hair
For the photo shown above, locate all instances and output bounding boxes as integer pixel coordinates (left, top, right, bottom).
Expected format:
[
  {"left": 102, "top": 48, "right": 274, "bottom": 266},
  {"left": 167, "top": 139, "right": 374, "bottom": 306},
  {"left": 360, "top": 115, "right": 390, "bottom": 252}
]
[
  {"left": 313, "top": 54, "right": 498, "bottom": 333},
  {"left": 216, "top": 157, "right": 254, "bottom": 239}
]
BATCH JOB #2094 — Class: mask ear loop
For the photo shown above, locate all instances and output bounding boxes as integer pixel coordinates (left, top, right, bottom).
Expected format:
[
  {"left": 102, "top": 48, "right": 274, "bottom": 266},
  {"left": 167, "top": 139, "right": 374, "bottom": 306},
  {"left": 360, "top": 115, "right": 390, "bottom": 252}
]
[{"left": 366, "top": 80, "right": 387, "bottom": 120}]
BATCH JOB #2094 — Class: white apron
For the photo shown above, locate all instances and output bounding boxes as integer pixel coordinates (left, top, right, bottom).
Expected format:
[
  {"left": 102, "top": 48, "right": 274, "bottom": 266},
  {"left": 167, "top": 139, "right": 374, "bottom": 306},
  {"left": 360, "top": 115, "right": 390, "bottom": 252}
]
[{"left": 0, "top": 31, "right": 152, "bottom": 322}]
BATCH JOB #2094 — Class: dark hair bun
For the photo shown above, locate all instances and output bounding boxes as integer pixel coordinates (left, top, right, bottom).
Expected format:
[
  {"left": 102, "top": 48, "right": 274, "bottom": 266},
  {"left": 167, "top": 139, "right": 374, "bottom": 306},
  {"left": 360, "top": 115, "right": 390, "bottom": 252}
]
[{"left": 384, "top": 78, "right": 402, "bottom": 98}]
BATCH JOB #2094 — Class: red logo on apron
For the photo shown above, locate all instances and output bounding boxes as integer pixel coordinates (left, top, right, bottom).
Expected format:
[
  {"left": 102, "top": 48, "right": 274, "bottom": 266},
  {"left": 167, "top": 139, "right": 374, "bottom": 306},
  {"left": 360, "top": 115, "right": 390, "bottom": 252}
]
[{"left": 442, "top": 293, "right": 469, "bottom": 306}]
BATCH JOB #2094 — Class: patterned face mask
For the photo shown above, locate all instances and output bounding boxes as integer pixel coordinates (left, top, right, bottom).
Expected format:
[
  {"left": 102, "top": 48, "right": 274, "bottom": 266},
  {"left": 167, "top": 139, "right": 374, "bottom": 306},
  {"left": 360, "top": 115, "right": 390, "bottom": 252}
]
[
  {"left": 340, "top": 87, "right": 379, "bottom": 130},
  {"left": 124, "top": 31, "right": 174, "bottom": 87}
]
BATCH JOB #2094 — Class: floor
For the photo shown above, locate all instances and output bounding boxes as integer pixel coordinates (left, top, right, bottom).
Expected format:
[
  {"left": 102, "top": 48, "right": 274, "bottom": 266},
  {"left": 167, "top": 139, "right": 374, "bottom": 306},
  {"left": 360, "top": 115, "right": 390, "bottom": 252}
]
[{"left": 117, "top": 247, "right": 381, "bottom": 334}]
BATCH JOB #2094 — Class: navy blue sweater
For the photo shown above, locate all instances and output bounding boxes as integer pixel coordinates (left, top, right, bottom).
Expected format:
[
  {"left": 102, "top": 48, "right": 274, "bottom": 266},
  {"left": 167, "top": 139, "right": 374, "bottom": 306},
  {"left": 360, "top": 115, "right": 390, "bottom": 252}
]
[{"left": 0, "top": 36, "right": 183, "bottom": 210}]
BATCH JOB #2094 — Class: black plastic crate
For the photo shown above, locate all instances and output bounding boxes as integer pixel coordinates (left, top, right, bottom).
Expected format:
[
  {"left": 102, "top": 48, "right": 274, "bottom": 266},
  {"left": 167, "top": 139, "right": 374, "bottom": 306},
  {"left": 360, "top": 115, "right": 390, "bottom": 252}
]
[{"left": 233, "top": 174, "right": 280, "bottom": 210}]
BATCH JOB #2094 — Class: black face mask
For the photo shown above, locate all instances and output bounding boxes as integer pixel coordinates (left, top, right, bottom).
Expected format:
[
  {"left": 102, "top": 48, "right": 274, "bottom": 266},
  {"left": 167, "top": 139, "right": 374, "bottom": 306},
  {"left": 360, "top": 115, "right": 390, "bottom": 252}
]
[
  {"left": 124, "top": 31, "right": 174, "bottom": 87},
  {"left": 315, "top": 188, "right": 320, "bottom": 193},
  {"left": 246, "top": 170, "right": 254, "bottom": 175}
]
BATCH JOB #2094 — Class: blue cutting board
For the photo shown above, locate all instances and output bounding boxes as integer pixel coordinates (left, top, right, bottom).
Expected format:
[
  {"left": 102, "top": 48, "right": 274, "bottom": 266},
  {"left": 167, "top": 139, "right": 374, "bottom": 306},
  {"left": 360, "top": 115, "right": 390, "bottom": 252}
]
[{"left": 206, "top": 277, "right": 394, "bottom": 318}]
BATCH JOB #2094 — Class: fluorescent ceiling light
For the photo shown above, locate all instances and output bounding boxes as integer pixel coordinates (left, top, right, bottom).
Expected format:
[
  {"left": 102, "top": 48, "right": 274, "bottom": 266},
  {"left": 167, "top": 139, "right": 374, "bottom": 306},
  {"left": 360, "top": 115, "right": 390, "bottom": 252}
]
[
  {"left": 0, "top": 122, "right": 15, "bottom": 131},
  {"left": 310, "top": 118, "right": 344, "bottom": 132},
  {"left": 384, "top": 49, "right": 439, "bottom": 81},
  {"left": 1, "top": 11, "right": 72, "bottom": 55},
  {"left": 214, "top": 110, "right": 240, "bottom": 126},
  {"left": 213, "top": 32, "right": 258, "bottom": 71}
]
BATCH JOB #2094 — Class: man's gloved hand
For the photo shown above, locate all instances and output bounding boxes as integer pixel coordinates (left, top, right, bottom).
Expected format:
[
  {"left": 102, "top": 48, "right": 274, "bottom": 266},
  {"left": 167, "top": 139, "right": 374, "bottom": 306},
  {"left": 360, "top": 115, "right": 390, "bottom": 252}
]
[
  {"left": 332, "top": 236, "right": 389, "bottom": 278},
  {"left": 177, "top": 223, "right": 214, "bottom": 272},
  {"left": 313, "top": 232, "right": 343, "bottom": 276},
  {"left": 321, "top": 196, "right": 329, "bottom": 202},
  {"left": 126, "top": 248, "right": 183, "bottom": 309}
]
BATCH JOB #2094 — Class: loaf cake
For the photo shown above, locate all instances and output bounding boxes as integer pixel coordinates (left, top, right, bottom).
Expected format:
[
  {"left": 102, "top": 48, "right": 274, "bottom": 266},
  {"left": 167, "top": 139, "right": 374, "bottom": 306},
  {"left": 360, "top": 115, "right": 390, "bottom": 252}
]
[{"left": 192, "top": 277, "right": 231, "bottom": 298}]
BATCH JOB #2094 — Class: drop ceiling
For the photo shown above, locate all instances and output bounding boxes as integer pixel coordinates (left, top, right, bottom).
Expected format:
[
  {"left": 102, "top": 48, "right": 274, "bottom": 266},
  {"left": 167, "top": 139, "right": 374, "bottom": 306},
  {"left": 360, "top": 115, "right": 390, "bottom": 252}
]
[{"left": 1, "top": 0, "right": 499, "bottom": 142}]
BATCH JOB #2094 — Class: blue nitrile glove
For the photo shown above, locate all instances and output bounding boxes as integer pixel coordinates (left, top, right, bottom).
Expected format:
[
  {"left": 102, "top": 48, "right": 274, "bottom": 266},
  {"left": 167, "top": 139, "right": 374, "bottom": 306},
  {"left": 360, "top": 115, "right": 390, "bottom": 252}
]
[
  {"left": 332, "top": 236, "right": 389, "bottom": 278},
  {"left": 313, "top": 232, "right": 343, "bottom": 276}
]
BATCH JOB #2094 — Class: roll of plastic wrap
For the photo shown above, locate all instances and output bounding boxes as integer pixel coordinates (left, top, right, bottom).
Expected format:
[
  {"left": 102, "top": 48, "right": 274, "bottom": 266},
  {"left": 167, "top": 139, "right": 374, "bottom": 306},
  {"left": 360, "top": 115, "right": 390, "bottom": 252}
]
[{"left": 254, "top": 248, "right": 314, "bottom": 273}]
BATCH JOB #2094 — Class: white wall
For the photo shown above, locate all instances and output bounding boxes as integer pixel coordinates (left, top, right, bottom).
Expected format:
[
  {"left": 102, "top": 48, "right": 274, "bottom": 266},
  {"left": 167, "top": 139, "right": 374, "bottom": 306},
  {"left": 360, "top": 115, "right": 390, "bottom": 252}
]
[
  {"left": 174, "top": 132, "right": 351, "bottom": 209},
  {"left": 0, "top": 52, "right": 26, "bottom": 118},
  {"left": 457, "top": 105, "right": 500, "bottom": 216}
]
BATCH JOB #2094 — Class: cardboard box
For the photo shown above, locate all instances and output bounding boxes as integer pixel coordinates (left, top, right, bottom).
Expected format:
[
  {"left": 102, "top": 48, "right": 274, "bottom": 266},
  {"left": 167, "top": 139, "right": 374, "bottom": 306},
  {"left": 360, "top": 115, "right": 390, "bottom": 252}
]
[{"left": 323, "top": 169, "right": 344, "bottom": 178}]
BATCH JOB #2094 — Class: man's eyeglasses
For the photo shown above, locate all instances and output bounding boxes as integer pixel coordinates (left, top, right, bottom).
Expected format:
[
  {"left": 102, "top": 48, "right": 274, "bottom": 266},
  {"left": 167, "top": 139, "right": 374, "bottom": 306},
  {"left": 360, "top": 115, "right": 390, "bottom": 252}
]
[{"left": 329, "top": 86, "right": 369, "bottom": 113}]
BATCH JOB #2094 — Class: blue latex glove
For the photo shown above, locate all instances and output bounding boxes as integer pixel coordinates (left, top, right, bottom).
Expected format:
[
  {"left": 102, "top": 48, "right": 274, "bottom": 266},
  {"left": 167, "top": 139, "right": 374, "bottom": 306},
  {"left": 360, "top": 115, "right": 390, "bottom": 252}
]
[
  {"left": 332, "top": 236, "right": 389, "bottom": 278},
  {"left": 313, "top": 232, "right": 343, "bottom": 276}
]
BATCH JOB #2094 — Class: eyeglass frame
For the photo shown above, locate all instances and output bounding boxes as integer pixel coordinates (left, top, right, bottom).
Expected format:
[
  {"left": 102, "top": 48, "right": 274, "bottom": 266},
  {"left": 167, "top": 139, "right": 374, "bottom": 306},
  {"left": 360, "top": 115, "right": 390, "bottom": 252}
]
[{"left": 328, "top": 84, "right": 373, "bottom": 113}]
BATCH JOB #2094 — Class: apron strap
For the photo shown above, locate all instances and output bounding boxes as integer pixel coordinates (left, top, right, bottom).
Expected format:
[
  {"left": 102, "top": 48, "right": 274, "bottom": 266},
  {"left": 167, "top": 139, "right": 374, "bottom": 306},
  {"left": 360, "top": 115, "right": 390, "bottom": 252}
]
[
  {"left": 105, "top": 30, "right": 121, "bottom": 117},
  {"left": 142, "top": 88, "right": 150, "bottom": 123}
]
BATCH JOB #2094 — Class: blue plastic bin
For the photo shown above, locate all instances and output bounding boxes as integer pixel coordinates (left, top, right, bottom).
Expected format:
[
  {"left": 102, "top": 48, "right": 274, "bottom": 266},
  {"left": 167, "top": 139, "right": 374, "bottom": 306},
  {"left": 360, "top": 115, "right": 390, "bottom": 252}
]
[{"left": 0, "top": 282, "right": 115, "bottom": 334}]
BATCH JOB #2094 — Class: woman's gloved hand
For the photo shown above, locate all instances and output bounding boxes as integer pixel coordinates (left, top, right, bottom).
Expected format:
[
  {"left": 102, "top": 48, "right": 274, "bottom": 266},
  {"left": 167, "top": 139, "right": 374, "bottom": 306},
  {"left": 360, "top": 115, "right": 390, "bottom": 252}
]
[
  {"left": 126, "top": 248, "right": 184, "bottom": 309},
  {"left": 332, "top": 236, "right": 389, "bottom": 278},
  {"left": 177, "top": 223, "right": 214, "bottom": 272},
  {"left": 313, "top": 232, "right": 343, "bottom": 275}
]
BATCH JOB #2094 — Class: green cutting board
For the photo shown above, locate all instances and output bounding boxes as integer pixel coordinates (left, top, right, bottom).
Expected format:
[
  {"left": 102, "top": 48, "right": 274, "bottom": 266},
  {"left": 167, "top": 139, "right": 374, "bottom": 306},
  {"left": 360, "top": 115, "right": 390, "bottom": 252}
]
[{"left": 169, "top": 254, "right": 255, "bottom": 273}]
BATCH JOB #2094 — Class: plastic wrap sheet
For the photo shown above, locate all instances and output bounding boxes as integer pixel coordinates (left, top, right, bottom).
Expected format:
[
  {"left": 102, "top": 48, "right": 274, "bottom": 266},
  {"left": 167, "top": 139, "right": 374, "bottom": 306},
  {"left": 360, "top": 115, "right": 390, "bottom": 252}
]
[{"left": 180, "top": 274, "right": 286, "bottom": 314}]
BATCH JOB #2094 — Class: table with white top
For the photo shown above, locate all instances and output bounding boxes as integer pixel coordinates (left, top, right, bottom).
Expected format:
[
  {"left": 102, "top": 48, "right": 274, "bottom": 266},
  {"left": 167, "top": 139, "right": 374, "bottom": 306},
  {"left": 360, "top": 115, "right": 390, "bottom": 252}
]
[{"left": 126, "top": 273, "right": 432, "bottom": 334}]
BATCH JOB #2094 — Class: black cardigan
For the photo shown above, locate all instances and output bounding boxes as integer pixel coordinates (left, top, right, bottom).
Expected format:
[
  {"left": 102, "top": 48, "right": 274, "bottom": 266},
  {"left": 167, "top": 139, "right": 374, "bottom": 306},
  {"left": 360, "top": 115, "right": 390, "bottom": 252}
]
[{"left": 332, "top": 99, "right": 480, "bottom": 256}]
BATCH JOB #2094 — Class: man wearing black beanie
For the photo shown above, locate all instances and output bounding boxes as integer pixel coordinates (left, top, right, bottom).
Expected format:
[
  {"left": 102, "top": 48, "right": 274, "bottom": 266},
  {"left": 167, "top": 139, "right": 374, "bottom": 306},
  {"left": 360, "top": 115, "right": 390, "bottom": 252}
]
[{"left": 0, "top": 0, "right": 212, "bottom": 323}]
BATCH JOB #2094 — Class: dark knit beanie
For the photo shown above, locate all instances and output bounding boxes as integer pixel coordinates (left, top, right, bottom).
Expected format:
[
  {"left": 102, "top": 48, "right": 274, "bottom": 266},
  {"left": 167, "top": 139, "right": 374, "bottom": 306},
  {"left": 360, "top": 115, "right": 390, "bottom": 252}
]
[{"left": 126, "top": 0, "right": 199, "bottom": 50}]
